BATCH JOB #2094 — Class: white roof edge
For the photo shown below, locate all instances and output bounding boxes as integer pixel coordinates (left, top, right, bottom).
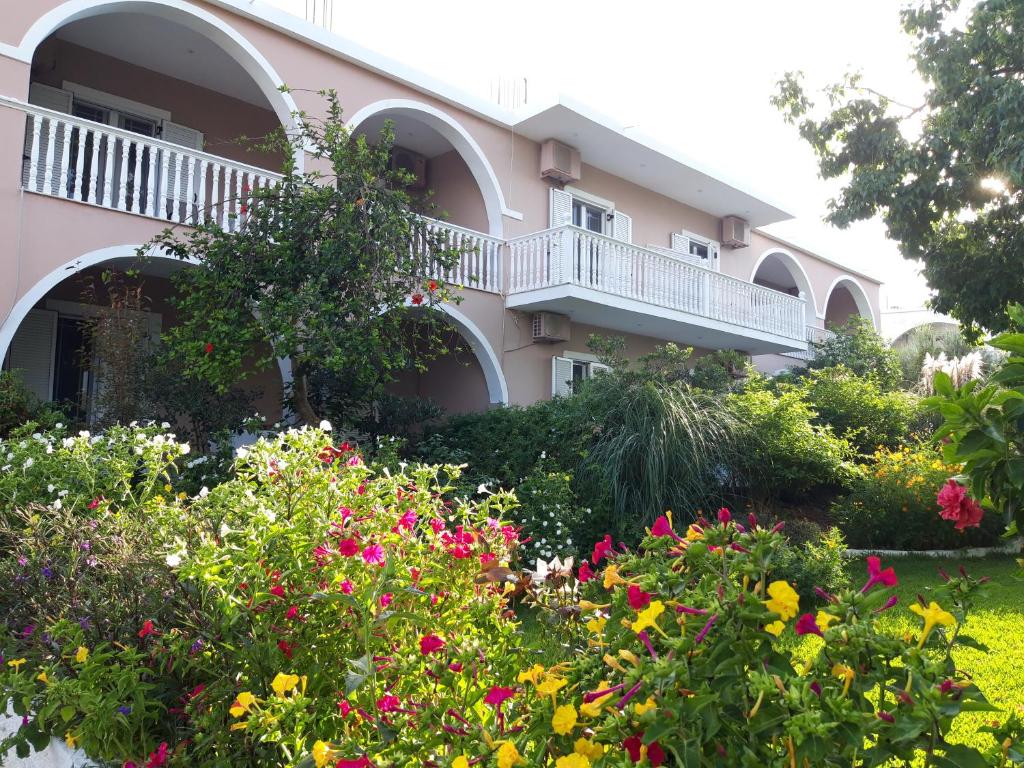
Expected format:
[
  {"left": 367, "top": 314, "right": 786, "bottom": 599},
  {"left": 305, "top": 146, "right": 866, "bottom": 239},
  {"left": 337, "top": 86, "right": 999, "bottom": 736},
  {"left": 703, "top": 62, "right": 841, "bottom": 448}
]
[{"left": 753, "top": 228, "right": 885, "bottom": 286}]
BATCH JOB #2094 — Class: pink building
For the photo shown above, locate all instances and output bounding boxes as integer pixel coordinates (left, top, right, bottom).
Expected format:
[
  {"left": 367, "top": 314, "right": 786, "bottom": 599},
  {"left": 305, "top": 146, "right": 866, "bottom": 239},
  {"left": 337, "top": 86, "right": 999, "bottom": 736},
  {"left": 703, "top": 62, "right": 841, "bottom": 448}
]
[{"left": 0, "top": 0, "right": 881, "bottom": 423}]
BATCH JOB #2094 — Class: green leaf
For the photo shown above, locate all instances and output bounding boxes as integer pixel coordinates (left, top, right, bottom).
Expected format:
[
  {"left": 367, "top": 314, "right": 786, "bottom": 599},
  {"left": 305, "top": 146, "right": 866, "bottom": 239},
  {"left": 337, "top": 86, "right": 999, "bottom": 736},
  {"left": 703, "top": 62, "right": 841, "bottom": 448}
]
[
  {"left": 59, "top": 706, "right": 75, "bottom": 723},
  {"left": 932, "top": 743, "right": 992, "bottom": 768},
  {"left": 932, "top": 371, "right": 955, "bottom": 398},
  {"left": 990, "top": 333, "right": 1024, "bottom": 355}
]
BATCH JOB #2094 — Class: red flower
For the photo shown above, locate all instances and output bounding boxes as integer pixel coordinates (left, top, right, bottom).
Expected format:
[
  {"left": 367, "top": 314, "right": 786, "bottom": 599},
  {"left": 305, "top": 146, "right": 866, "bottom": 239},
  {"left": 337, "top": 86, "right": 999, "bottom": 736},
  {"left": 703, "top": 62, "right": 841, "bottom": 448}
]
[
  {"left": 650, "top": 515, "right": 674, "bottom": 538},
  {"left": 269, "top": 585, "right": 286, "bottom": 598},
  {"left": 794, "top": 613, "right": 822, "bottom": 637},
  {"left": 647, "top": 741, "right": 666, "bottom": 767},
  {"left": 277, "top": 640, "right": 295, "bottom": 659},
  {"left": 484, "top": 685, "right": 516, "bottom": 708},
  {"left": 338, "top": 537, "right": 360, "bottom": 557},
  {"left": 411, "top": 293, "right": 424, "bottom": 305},
  {"left": 87, "top": 497, "right": 104, "bottom": 510},
  {"left": 623, "top": 735, "right": 643, "bottom": 763},
  {"left": 145, "top": 742, "right": 168, "bottom": 767},
  {"left": 285, "top": 605, "right": 299, "bottom": 620},
  {"left": 717, "top": 507, "right": 732, "bottom": 524},
  {"left": 937, "top": 479, "right": 985, "bottom": 531},
  {"left": 627, "top": 585, "right": 651, "bottom": 610},
  {"left": 861, "top": 556, "right": 898, "bottom": 593},
  {"left": 428, "top": 280, "right": 438, "bottom": 291},
  {"left": 592, "top": 535, "right": 614, "bottom": 564},
  {"left": 204, "top": 342, "right": 213, "bottom": 355},
  {"left": 137, "top": 620, "right": 156, "bottom": 639},
  {"left": 419, "top": 634, "right": 446, "bottom": 655},
  {"left": 338, "top": 700, "right": 352, "bottom": 717},
  {"left": 376, "top": 695, "right": 400, "bottom": 713},
  {"left": 448, "top": 661, "right": 463, "bottom": 673},
  {"left": 578, "top": 560, "right": 595, "bottom": 583}
]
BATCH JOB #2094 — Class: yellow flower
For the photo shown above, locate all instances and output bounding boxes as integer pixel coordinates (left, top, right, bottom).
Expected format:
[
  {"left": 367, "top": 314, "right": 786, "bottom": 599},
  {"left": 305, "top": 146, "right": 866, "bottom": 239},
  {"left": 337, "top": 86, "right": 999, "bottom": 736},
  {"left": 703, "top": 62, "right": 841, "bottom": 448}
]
[
  {"left": 631, "top": 600, "right": 665, "bottom": 634},
  {"left": 816, "top": 611, "right": 840, "bottom": 631},
  {"left": 7, "top": 658, "right": 26, "bottom": 672},
  {"left": 312, "top": 741, "right": 333, "bottom": 768},
  {"left": 74, "top": 646, "right": 89, "bottom": 663},
  {"left": 36, "top": 671, "right": 49, "bottom": 685},
  {"left": 618, "top": 649, "right": 641, "bottom": 667},
  {"left": 578, "top": 600, "right": 610, "bottom": 612},
  {"left": 555, "top": 754, "right": 590, "bottom": 768},
  {"left": 229, "top": 691, "right": 257, "bottom": 717},
  {"left": 603, "top": 564, "right": 627, "bottom": 589},
  {"left": 536, "top": 674, "right": 568, "bottom": 698},
  {"left": 910, "top": 601, "right": 956, "bottom": 647},
  {"left": 452, "top": 757, "right": 469, "bottom": 768},
  {"left": 832, "top": 663, "right": 854, "bottom": 696},
  {"left": 552, "top": 703, "right": 578, "bottom": 735},
  {"left": 65, "top": 731, "right": 77, "bottom": 748},
  {"left": 765, "top": 581, "right": 799, "bottom": 622},
  {"left": 229, "top": 721, "right": 249, "bottom": 731},
  {"left": 602, "top": 654, "right": 627, "bottom": 674},
  {"left": 633, "top": 696, "right": 657, "bottom": 716},
  {"left": 579, "top": 680, "right": 613, "bottom": 718},
  {"left": 271, "top": 672, "right": 300, "bottom": 698},
  {"left": 164, "top": 484, "right": 172, "bottom": 492},
  {"left": 496, "top": 741, "right": 524, "bottom": 768},
  {"left": 517, "top": 664, "right": 545, "bottom": 685},
  {"left": 586, "top": 616, "right": 606, "bottom": 635},
  {"left": 574, "top": 738, "right": 605, "bottom": 760},
  {"left": 764, "top": 621, "right": 785, "bottom": 637},
  {"left": 685, "top": 524, "right": 704, "bottom": 541}
]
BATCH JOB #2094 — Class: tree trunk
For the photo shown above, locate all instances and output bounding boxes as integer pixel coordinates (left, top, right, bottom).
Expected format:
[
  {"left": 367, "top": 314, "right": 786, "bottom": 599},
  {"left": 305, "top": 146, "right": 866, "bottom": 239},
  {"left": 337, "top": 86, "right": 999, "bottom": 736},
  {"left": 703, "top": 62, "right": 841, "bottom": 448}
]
[{"left": 290, "top": 359, "right": 320, "bottom": 426}]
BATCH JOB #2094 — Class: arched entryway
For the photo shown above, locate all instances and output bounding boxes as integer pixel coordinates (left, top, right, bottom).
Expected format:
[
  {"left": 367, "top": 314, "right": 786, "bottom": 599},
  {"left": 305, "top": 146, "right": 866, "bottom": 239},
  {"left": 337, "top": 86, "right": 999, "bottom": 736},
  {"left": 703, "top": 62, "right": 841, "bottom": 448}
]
[
  {"left": 750, "top": 248, "right": 816, "bottom": 326},
  {"left": 823, "top": 276, "right": 875, "bottom": 329}
]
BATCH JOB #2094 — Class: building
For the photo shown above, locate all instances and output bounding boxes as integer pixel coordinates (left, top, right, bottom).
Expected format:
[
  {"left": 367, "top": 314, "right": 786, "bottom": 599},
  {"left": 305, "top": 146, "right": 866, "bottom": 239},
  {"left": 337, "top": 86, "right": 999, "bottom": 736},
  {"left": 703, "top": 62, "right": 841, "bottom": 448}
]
[{"left": 0, "top": 0, "right": 882, "bottom": 423}]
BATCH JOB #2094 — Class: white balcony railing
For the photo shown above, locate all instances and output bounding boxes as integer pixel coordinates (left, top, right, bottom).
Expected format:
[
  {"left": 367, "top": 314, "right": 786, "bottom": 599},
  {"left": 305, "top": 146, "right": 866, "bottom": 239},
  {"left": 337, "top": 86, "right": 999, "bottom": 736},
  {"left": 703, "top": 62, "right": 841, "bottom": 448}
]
[
  {"left": 419, "top": 217, "right": 503, "bottom": 294},
  {"left": 508, "top": 226, "right": 806, "bottom": 341},
  {"left": 16, "top": 99, "right": 281, "bottom": 232},
  {"left": 781, "top": 325, "right": 838, "bottom": 361}
]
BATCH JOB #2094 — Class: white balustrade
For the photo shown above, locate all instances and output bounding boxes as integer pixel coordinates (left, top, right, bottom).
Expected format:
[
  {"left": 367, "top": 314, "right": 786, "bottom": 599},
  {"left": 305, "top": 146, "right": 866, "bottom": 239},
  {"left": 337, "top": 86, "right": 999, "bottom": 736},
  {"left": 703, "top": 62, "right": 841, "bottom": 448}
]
[
  {"left": 781, "top": 326, "right": 838, "bottom": 361},
  {"left": 419, "top": 217, "right": 504, "bottom": 293},
  {"left": 508, "top": 225, "right": 807, "bottom": 341},
  {"left": 16, "top": 100, "right": 281, "bottom": 233}
]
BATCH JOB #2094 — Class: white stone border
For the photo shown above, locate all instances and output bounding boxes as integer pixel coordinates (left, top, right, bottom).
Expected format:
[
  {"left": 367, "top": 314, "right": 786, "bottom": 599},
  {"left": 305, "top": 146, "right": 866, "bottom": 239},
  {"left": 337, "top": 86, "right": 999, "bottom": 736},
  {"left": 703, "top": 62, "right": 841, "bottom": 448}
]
[{"left": 843, "top": 539, "right": 1022, "bottom": 559}]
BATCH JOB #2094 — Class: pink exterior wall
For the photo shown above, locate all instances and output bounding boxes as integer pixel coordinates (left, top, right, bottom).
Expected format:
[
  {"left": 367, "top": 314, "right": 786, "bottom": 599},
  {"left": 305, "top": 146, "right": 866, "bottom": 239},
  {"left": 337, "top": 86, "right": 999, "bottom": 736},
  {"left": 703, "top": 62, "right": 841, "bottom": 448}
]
[{"left": 424, "top": 150, "right": 487, "bottom": 233}]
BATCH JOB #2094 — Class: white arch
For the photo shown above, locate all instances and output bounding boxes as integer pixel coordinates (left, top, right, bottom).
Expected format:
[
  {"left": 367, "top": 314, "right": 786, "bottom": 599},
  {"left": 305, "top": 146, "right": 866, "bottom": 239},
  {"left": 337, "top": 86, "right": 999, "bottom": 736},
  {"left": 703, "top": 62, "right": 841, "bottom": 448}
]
[
  {"left": 823, "top": 275, "right": 876, "bottom": 329},
  {"left": 0, "top": 244, "right": 292, "bottom": 386},
  {"left": 347, "top": 99, "right": 518, "bottom": 238},
  {"left": 749, "top": 247, "right": 817, "bottom": 323},
  {"left": 14, "top": 0, "right": 301, "bottom": 165},
  {"left": 403, "top": 300, "right": 509, "bottom": 406}
]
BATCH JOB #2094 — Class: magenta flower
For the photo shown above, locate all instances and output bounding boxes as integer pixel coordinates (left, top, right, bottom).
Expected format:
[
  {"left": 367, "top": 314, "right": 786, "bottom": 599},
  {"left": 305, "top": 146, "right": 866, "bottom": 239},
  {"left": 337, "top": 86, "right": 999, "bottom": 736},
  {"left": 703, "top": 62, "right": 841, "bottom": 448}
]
[
  {"left": 861, "top": 556, "right": 898, "bottom": 593},
  {"left": 937, "top": 479, "right": 985, "bottom": 530},
  {"left": 338, "top": 538, "right": 360, "bottom": 557},
  {"left": 592, "top": 535, "right": 614, "bottom": 563},
  {"left": 339, "top": 580, "right": 354, "bottom": 594},
  {"left": 362, "top": 544, "right": 385, "bottom": 566},
  {"left": 376, "top": 695, "right": 400, "bottom": 713},
  {"left": 578, "top": 560, "right": 595, "bottom": 583},
  {"left": 794, "top": 613, "right": 822, "bottom": 637},
  {"left": 694, "top": 613, "right": 718, "bottom": 644},
  {"left": 379, "top": 593, "right": 393, "bottom": 608},
  {"left": 717, "top": 507, "right": 732, "bottom": 524},
  {"left": 627, "top": 584, "right": 652, "bottom": 610},
  {"left": 484, "top": 685, "right": 516, "bottom": 708},
  {"left": 419, "top": 634, "right": 445, "bottom": 655}
]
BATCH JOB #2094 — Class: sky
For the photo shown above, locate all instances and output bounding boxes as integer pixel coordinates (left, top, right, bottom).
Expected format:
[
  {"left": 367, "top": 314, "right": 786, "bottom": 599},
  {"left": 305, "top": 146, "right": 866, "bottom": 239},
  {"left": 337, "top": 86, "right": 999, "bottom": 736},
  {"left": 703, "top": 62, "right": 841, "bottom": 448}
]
[{"left": 265, "top": 0, "right": 936, "bottom": 311}]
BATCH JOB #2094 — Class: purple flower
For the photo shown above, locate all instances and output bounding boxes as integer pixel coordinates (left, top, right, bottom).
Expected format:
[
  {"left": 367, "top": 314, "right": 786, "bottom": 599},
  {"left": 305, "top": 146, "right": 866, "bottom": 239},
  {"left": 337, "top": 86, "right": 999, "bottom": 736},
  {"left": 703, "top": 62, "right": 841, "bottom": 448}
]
[
  {"left": 21, "top": 624, "right": 35, "bottom": 638},
  {"left": 810, "top": 681, "right": 822, "bottom": 697},
  {"left": 17, "top": 556, "right": 27, "bottom": 567},
  {"left": 695, "top": 614, "right": 719, "bottom": 644},
  {"left": 41, "top": 567, "right": 53, "bottom": 579},
  {"left": 190, "top": 638, "right": 204, "bottom": 654},
  {"left": 78, "top": 617, "right": 91, "bottom": 631},
  {"left": 79, "top": 541, "right": 91, "bottom": 552},
  {"left": 117, "top": 705, "right": 132, "bottom": 716}
]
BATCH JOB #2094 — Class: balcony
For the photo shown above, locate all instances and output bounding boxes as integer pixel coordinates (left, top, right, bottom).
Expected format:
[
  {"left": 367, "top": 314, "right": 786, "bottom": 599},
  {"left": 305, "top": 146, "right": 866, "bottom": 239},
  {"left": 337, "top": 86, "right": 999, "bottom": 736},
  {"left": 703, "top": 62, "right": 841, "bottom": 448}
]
[
  {"left": 507, "top": 226, "right": 807, "bottom": 354},
  {"left": 781, "top": 326, "right": 837, "bottom": 362}
]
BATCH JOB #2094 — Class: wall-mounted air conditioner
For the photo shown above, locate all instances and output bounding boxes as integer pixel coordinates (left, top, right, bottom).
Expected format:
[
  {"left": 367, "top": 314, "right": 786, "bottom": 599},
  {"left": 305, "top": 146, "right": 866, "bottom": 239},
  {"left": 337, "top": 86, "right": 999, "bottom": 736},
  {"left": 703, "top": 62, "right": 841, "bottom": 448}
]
[
  {"left": 539, "top": 139, "right": 581, "bottom": 184},
  {"left": 532, "top": 312, "right": 570, "bottom": 343},
  {"left": 390, "top": 147, "right": 427, "bottom": 189},
  {"left": 721, "top": 216, "right": 751, "bottom": 248}
]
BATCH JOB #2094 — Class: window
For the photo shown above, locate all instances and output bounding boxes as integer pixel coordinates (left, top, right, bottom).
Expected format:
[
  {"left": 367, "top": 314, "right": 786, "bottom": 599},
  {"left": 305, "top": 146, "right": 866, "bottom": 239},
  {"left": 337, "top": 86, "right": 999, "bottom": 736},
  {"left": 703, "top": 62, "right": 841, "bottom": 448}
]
[
  {"left": 572, "top": 199, "right": 605, "bottom": 234},
  {"left": 552, "top": 355, "right": 611, "bottom": 397},
  {"left": 669, "top": 230, "right": 720, "bottom": 271}
]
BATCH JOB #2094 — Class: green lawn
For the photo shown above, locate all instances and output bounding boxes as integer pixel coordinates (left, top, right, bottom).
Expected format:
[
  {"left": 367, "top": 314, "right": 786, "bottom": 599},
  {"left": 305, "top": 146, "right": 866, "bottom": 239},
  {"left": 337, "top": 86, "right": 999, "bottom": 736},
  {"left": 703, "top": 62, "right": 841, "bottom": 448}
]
[{"left": 861, "top": 555, "right": 1024, "bottom": 751}]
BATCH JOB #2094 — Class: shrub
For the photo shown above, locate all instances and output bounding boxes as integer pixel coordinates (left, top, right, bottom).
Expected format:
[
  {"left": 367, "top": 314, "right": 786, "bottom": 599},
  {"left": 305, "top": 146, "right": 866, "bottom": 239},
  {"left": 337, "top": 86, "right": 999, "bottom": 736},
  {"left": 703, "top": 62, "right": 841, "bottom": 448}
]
[
  {"left": 508, "top": 513, "right": 1017, "bottom": 766},
  {"left": 809, "top": 315, "right": 903, "bottom": 391},
  {"left": 771, "top": 523, "right": 850, "bottom": 602},
  {"left": 0, "top": 426, "right": 527, "bottom": 766},
  {"left": 0, "top": 372, "right": 63, "bottom": 438},
  {"left": 797, "top": 366, "right": 922, "bottom": 455},
  {"left": 727, "top": 385, "right": 856, "bottom": 500},
  {"left": 832, "top": 443, "right": 1004, "bottom": 550},
  {"left": 511, "top": 459, "right": 589, "bottom": 563}
]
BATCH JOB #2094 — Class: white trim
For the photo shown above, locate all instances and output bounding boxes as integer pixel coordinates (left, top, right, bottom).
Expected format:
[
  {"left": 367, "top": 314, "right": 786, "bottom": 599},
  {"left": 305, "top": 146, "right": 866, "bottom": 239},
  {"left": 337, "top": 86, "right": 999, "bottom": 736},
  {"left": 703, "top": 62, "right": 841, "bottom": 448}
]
[
  {"left": 13, "top": 0, "right": 303, "bottom": 170},
  {"left": 750, "top": 247, "right": 818, "bottom": 323},
  {"left": 0, "top": 41, "right": 29, "bottom": 63},
  {"left": 560, "top": 350, "right": 599, "bottom": 363},
  {"left": 61, "top": 81, "right": 171, "bottom": 123},
  {"left": 563, "top": 186, "right": 615, "bottom": 212},
  {"left": 822, "top": 275, "right": 877, "bottom": 329},
  {"left": 347, "top": 99, "right": 518, "bottom": 237}
]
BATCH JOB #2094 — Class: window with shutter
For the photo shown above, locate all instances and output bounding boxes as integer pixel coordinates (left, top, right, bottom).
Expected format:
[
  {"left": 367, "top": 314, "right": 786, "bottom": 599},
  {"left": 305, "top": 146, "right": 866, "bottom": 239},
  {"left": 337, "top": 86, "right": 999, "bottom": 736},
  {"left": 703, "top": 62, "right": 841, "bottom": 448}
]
[
  {"left": 549, "top": 188, "right": 573, "bottom": 228},
  {"left": 670, "top": 231, "right": 720, "bottom": 271},
  {"left": 7, "top": 309, "right": 58, "bottom": 401},
  {"left": 610, "top": 211, "right": 632, "bottom": 243},
  {"left": 551, "top": 356, "right": 574, "bottom": 397}
]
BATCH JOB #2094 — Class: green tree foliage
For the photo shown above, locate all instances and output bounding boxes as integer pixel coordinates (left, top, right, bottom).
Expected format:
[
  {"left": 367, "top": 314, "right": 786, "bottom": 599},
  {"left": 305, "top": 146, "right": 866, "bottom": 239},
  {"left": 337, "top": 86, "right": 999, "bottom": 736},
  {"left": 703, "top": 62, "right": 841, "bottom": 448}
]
[
  {"left": 147, "top": 91, "right": 463, "bottom": 424},
  {"left": 773, "top": 0, "right": 1024, "bottom": 335},
  {"left": 808, "top": 316, "right": 902, "bottom": 390}
]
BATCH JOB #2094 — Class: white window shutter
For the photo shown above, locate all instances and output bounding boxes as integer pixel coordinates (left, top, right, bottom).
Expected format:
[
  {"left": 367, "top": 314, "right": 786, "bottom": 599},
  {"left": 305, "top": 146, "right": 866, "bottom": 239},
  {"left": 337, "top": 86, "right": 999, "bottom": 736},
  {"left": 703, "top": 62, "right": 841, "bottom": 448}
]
[
  {"left": 8, "top": 309, "right": 57, "bottom": 401},
  {"left": 28, "top": 83, "right": 73, "bottom": 113},
  {"left": 160, "top": 120, "right": 204, "bottom": 150},
  {"left": 549, "top": 187, "right": 573, "bottom": 228},
  {"left": 670, "top": 232, "right": 689, "bottom": 253},
  {"left": 610, "top": 210, "right": 632, "bottom": 243},
  {"left": 590, "top": 361, "right": 612, "bottom": 377},
  {"left": 551, "top": 356, "right": 574, "bottom": 397}
]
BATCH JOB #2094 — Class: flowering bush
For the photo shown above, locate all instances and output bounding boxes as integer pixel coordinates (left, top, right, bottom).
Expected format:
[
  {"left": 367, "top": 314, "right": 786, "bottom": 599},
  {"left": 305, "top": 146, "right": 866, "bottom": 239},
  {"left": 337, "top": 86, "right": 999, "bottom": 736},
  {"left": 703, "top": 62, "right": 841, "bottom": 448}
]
[
  {"left": 833, "top": 444, "right": 1003, "bottom": 549},
  {"left": 0, "top": 426, "right": 529, "bottom": 766},
  {"left": 503, "top": 512, "right": 1020, "bottom": 766}
]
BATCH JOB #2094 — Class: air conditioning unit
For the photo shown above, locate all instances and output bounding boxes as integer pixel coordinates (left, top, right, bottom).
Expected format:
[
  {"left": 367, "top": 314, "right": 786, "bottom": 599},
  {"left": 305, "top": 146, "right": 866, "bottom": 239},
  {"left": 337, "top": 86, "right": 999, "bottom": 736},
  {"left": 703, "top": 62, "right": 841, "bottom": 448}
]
[
  {"left": 539, "top": 139, "right": 581, "bottom": 184},
  {"left": 721, "top": 216, "right": 751, "bottom": 249},
  {"left": 390, "top": 147, "right": 427, "bottom": 189},
  {"left": 532, "top": 312, "right": 571, "bottom": 343}
]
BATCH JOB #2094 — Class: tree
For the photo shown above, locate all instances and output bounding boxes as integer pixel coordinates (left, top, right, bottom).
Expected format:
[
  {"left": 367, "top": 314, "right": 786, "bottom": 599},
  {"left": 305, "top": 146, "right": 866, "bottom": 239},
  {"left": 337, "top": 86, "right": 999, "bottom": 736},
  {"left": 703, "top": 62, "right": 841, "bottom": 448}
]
[
  {"left": 808, "top": 316, "right": 903, "bottom": 391},
  {"left": 147, "top": 91, "right": 463, "bottom": 425},
  {"left": 772, "top": 0, "right": 1024, "bottom": 336}
]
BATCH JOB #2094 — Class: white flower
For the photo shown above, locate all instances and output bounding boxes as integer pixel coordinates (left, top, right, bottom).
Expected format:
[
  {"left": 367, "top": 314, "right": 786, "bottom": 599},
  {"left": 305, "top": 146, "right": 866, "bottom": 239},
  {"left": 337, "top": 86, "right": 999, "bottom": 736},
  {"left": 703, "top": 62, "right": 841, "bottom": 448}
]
[
  {"left": 45, "top": 445, "right": 53, "bottom": 454},
  {"left": 23, "top": 458, "right": 33, "bottom": 469},
  {"left": 236, "top": 446, "right": 249, "bottom": 459},
  {"left": 161, "top": 422, "right": 171, "bottom": 429},
  {"left": 180, "top": 443, "right": 191, "bottom": 455},
  {"left": 78, "top": 430, "right": 90, "bottom": 438},
  {"left": 165, "top": 554, "right": 182, "bottom": 568},
  {"left": 53, "top": 499, "right": 61, "bottom": 510},
  {"left": 135, "top": 447, "right": 144, "bottom": 456},
  {"left": 476, "top": 483, "right": 490, "bottom": 495},
  {"left": 199, "top": 486, "right": 209, "bottom": 497},
  {"left": 58, "top": 490, "right": 67, "bottom": 497},
  {"left": 47, "top": 484, "right": 55, "bottom": 493},
  {"left": 55, "top": 423, "right": 63, "bottom": 429},
  {"left": 540, "top": 451, "right": 546, "bottom": 459},
  {"left": 319, "top": 420, "right": 333, "bottom": 432}
]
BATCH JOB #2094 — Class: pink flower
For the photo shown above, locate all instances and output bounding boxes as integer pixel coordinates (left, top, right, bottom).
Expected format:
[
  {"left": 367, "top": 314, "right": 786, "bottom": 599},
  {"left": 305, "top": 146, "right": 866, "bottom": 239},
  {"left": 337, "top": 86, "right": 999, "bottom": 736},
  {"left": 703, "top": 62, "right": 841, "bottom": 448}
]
[
  {"left": 379, "top": 592, "right": 393, "bottom": 608},
  {"left": 338, "top": 538, "right": 360, "bottom": 557},
  {"left": 650, "top": 515, "right": 674, "bottom": 538},
  {"left": 338, "top": 700, "right": 352, "bottom": 717},
  {"left": 578, "top": 560, "right": 594, "bottom": 583},
  {"left": 484, "top": 685, "right": 516, "bottom": 708},
  {"left": 794, "top": 613, "right": 822, "bottom": 637},
  {"left": 269, "top": 585, "right": 286, "bottom": 598},
  {"left": 339, "top": 580, "right": 354, "bottom": 594},
  {"left": 362, "top": 544, "right": 385, "bottom": 566},
  {"left": 376, "top": 695, "right": 400, "bottom": 713},
  {"left": 419, "top": 634, "right": 446, "bottom": 655},
  {"left": 448, "top": 662, "right": 463, "bottom": 673},
  {"left": 861, "top": 556, "right": 898, "bottom": 593},
  {"left": 717, "top": 507, "right": 732, "bottom": 524},
  {"left": 137, "top": 620, "right": 157, "bottom": 639},
  {"left": 592, "top": 535, "right": 614, "bottom": 564},
  {"left": 88, "top": 497, "right": 104, "bottom": 510},
  {"left": 627, "top": 584, "right": 651, "bottom": 610},
  {"left": 877, "top": 711, "right": 895, "bottom": 723},
  {"left": 145, "top": 742, "right": 168, "bottom": 767},
  {"left": 937, "top": 479, "right": 985, "bottom": 531},
  {"left": 336, "top": 758, "right": 373, "bottom": 768},
  {"left": 395, "top": 509, "right": 417, "bottom": 531},
  {"left": 285, "top": 605, "right": 299, "bottom": 620}
]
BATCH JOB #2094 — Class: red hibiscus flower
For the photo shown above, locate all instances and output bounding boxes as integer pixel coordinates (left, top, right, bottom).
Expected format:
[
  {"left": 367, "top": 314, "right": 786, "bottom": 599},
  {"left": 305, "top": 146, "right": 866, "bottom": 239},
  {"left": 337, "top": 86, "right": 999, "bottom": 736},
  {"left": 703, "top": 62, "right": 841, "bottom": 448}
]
[
  {"left": 411, "top": 293, "right": 424, "bottom": 305},
  {"left": 937, "top": 479, "right": 985, "bottom": 531},
  {"left": 428, "top": 280, "right": 438, "bottom": 291}
]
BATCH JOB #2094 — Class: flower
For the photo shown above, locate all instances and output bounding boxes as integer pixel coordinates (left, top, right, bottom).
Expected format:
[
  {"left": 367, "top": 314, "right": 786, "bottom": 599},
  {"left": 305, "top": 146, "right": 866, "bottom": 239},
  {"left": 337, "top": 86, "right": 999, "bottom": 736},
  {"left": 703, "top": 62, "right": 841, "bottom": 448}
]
[
  {"left": 578, "top": 561, "right": 595, "bottom": 583},
  {"left": 271, "top": 672, "right": 300, "bottom": 698},
  {"left": 555, "top": 755, "right": 589, "bottom": 768},
  {"left": 338, "top": 538, "right": 360, "bottom": 557},
  {"left": 592, "top": 535, "right": 614, "bottom": 563},
  {"left": 627, "top": 585, "right": 651, "bottom": 610},
  {"left": 138, "top": 620, "right": 157, "bottom": 638},
  {"left": 694, "top": 614, "right": 718, "bottom": 643},
  {"left": 517, "top": 664, "right": 545, "bottom": 685},
  {"left": 484, "top": 685, "right": 516, "bottom": 708},
  {"left": 379, "top": 593, "right": 393, "bottom": 609},
  {"left": 496, "top": 742, "right": 524, "bottom": 768},
  {"left": 65, "top": 731, "right": 77, "bottom": 749},
  {"left": 910, "top": 601, "right": 956, "bottom": 647},
  {"left": 452, "top": 757, "right": 470, "bottom": 768},
  {"left": 861, "top": 556, "right": 898, "bottom": 593},
  {"left": 428, "top": 279, "right": 438, "bottom": 291},
  {"left": 376, "top": 695, "right": 401, "bottom": 713},
  {"left": 765, "top": 581, "right": 799, "bottom": 621},
  {"left": 411, "top": 293, "right": 424, "bottom": 305},
  {"left": 7, "top": 658, "right": 26, "bottom": 671},
  {"left": 145, "top": 742, "right": 168, "bottom": 767},
  {"left": 36, "top": 671, "right": 49, "bottom": 685},
  {"left": 717, "top": 507, "right": 732, "bottom": 524},
  {"left": 633, "top": 696, "right": 657, "bottom": 716},
  {"left": 631, "top": 601, "right": 665, "bottom": 634},
  {"left": 832, "top": 663, "right": 854, "bottom": 696},
  {"left": 937, "top": 479, "right": 985, "bottom": 530},
  {"left": 795, "top": 613, "right": 822, "bottom": 637},
  {"left": 419, "top": 634, "right": 445, "bottom": 655},
  {"left": 362, "top": 544, "right": 385, "bottom": 566},
  {"left": 647, "top": 742, "right": 666, "bottom": 767},
  {"left": 74, "top": 646, "right": 88, "bottom": 663},
  {"left": 816, "top": 611, "right": 840, "bottom": 630},
  {"left": 579, "top": 681, "right": 614, "bottom": 718},
  {"left": 764, "top": 621, "right": 785, "bottom": 637},
  {"left": 536, "top": 675, "right": 568, "bottom": 698},
  {"left": 340, "top": 580, "right": 354, "bottom": 594},
  {"left": 574, "top": 738, "right": 605, "bottom": 760},
  {"left": 204, "top": 342, "right": 214, "bottom": 355},
  {"left": 552, "top": 703, "right": 578, "bottom": 735},
  {"left": 623, "top": 735, "right": 643, "bottom": 763},
  {"left": 586, "top": 616, "right": 606, "bottom": 635},
  {"left": 312, "top": 741, "right": 332, "bottom": 768},
  {"left": 229, "top": 691, "right": 256, "bottom": 717}
]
